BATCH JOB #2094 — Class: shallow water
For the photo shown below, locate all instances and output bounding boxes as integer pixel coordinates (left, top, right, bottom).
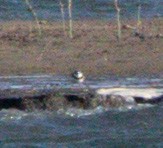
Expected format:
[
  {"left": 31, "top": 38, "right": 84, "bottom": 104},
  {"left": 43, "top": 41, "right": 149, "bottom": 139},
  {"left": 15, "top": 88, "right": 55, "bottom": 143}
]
[
  {"left": 0, "top": 104, "right": 163, "bottom": 147},
  {"left": 0, "top": 74, "right": 162, "bottom": 98},
  {"left": 0, "top": 75, "right": 163, "bottom": 147},
  {"left": 0, "top": 0, "right": 162, "bottom": 21}
]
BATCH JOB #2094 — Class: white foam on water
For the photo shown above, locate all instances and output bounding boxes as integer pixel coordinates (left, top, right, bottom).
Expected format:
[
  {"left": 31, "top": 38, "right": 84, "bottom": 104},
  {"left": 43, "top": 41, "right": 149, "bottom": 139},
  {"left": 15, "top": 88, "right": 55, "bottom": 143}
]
[
  {"left": 0, "top": 103, "right": 156, "bottom": 119},
  {"left": 0, "top": 109, "right": 28, "bottom": 121},
  {"left": 55, "top": 101, "right": 156, "bottom": 117},
  {"left": 96, "top": 88, "right": 163, "bottom": 100},
  {"left": 57, "top": 105, "right": 151, "bottom": 117},
  {"left": 60, "top": 106, "right": 106, "bottom": 117}
]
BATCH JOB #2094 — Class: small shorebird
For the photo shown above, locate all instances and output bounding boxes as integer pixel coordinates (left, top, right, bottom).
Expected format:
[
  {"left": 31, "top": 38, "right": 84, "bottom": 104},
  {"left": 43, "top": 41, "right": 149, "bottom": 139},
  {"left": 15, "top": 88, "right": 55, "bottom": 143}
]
[{"left": 72, "top": 70, "right": 85, "bottom": 82}]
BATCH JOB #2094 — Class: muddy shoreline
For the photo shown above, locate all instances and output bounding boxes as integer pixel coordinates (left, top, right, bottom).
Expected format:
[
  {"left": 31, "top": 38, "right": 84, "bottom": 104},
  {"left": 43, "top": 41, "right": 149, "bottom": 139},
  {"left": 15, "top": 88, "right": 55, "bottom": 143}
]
[
  {"left": 0, "top": 19, "right": 162, "bottom": 77},
  {"left": 0, "top": 86, "right": 162, "bottom": 111}
]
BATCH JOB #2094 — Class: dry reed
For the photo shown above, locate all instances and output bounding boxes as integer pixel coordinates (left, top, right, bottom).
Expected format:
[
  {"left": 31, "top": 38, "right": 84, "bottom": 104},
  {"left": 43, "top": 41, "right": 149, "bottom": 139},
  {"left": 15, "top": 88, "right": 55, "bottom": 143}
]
[
  {"left": 114, "top": 0, "right": 121, "bottom": 40},
  {"left": 137, "top": 2, "right": 142, "bottom": 29},
  {"left": 59, "top": 0, "right": 66, "bottom": 36},
  {"left": 68, "top": 0, "right": 73, "bottom": 38},
  {"left": 24, "top": 0, "right": 42, "bottom": 36}
]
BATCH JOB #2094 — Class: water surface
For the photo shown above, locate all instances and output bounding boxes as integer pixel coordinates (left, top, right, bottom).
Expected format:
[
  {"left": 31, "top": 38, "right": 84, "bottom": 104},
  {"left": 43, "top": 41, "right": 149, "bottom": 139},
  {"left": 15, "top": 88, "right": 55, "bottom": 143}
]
[
  {"left": 0, "top": 0, "right": 162, "bottom": 21},
  {"left": 0, "top": 75, "right": 163, "bottom": 147}
]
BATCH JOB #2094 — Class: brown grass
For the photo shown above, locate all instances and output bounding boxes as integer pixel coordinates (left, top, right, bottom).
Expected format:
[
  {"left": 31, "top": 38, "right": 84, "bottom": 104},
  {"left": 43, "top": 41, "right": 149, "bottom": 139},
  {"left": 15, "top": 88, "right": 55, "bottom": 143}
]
[{"left": 0, "top": 18, "right": 162, "bottom": 77}]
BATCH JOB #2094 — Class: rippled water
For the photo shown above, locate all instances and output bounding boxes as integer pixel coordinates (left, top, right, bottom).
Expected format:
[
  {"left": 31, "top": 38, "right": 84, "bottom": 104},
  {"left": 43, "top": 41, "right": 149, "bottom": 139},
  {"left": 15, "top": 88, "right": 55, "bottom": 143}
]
[
  {"left": 0, "top": 75, "right": 163, "bottom": 147},
  {"left": 0, "top": 105, "right": 163, "bottom": 147},
  {"left": 0, "top": 0, "right": 162, "bottom": 20}
]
